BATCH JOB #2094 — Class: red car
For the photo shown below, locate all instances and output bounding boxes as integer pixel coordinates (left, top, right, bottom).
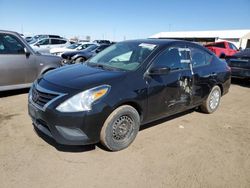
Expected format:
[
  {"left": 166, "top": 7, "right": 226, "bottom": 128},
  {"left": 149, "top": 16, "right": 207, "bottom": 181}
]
[{"left": 205, "top": 41, "right": 238, "bottom": 58}]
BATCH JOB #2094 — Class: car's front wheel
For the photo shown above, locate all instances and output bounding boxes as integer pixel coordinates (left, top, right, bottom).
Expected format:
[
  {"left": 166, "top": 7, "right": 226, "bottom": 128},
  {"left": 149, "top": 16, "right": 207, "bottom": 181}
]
[
  {"left": 200, "top": 85, "right": 221, "bottom": 113},
  {"left": 100, "top": 105, "right": 140, "bottom": 151}
]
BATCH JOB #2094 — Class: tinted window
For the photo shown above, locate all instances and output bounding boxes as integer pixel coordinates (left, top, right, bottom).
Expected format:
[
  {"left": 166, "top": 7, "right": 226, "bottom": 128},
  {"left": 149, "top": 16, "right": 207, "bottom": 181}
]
[
  {"left": 214, "top": 43, "right": 225, "bottom": 48},
  {"left": 37, "top": 39, "right": 49, "bottom": 45},
  {"left": 51, "top": 39, "right": 66, "bottom": 44},
  {"left": 190, "top": 47, "right": 213, "bottom": 67},
  {"left": 0, "top": 34, "right": 25, "bottom": 54},
  {"left": 153, "top": 46, "right": 190, "bottom": 70}
]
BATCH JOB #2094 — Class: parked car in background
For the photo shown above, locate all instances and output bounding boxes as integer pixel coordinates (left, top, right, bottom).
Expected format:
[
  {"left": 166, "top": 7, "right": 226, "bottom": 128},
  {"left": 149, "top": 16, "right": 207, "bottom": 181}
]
[
  {"left": 61, "top": 44, "right": 111, "bottom": 64},
  {"left": 205, "top": 41, "right": 238, "bottom": 58},
  {"left": 50, "top": 42, "right": 94, "bottom": 56},
  {"left": 25, "top": 36, "right": 33, "bottom": 43},
  {"left": 226, "top": 48, "right": 250, "bottom": 80},
  {"left": 28, "top": 34, "right": 63, "bottom": 45},
  {"left": 28, "top": 39, "right": 231, "bottom": 151},
  {"left": 0, "top": 30, "right": 62, "bottom": 91},
  {"left": 33, "top": 34, "right": 62, "bottom": 40},
  {"left": 30, "top": 37, "right": 70, "bottom": 54},
  {"left": 93, "top": 40, "right": 111, "bottom": 44}
]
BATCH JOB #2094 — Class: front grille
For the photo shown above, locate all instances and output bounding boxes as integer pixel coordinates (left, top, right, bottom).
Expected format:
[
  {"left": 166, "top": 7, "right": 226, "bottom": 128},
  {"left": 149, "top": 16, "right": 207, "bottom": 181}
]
[{"left": 31, "top": 86, "right": 59, "bottom": 108}]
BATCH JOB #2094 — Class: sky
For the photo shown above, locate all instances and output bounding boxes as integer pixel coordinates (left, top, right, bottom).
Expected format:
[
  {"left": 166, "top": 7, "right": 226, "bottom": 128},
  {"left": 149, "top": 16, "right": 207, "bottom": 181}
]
[{"left": 0, "top": 0, "right": 250, "bottom": 41}]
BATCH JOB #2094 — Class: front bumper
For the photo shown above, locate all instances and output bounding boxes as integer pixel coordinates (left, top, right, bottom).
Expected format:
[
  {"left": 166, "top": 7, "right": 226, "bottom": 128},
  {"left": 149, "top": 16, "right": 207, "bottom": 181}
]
[{"left": 28, "top": 88, "right": 111, "bottom": 146}]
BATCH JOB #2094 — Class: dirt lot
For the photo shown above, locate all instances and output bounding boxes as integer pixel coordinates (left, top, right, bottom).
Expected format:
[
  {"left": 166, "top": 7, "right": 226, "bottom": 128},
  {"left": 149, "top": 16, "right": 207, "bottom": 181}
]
[{"left": 0, "top": 80, "right": 250, "bottom": 188}]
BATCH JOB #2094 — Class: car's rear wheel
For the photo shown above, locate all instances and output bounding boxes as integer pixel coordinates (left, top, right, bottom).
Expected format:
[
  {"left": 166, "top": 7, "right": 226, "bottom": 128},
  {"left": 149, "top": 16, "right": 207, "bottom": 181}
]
[
  {"left": 100, "top": 105, "right": 140, "bottom": 151},
  {"left": 75, "top": 57, "right": 86, "bottom": 63},
  {"left": 200, "top": 85, "right": 221, "bottom": 114}
]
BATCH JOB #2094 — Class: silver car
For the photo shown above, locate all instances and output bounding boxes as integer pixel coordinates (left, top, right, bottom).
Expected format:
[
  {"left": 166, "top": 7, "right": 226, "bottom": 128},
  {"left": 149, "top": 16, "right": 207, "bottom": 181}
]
[
  {"left": 30, "top": 37, "right": 70, "bottom": 54},
  {"left": 0, "top": 30, "right": 62, "bottom": 91}
]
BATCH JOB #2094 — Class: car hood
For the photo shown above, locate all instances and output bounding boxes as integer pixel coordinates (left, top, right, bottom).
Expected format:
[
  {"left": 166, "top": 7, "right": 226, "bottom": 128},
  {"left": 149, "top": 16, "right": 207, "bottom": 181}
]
[
  {"left": 42, "top": 64, "right": 126, "bottom": 90},
  {"left": 233, "top": 48, "right": 250, "bottom": 58}
]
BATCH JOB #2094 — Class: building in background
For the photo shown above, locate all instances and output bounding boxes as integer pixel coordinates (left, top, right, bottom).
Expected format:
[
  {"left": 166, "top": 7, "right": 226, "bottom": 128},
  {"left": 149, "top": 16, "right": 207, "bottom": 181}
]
[{"left": 150, "top": 30, "right": 250, "bottom": 49}]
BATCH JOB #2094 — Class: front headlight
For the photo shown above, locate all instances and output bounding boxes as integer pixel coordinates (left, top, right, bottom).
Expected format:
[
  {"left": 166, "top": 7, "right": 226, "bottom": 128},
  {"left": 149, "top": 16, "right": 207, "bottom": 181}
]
[{"left": 56, "top": 85, "right": 110, "bottom": 112}]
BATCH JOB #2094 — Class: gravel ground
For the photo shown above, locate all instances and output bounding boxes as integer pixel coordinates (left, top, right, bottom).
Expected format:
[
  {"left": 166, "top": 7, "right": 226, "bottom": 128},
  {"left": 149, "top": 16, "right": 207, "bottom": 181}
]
[{"left": 0, "top": 80, "right": 250, "bottom": 188}]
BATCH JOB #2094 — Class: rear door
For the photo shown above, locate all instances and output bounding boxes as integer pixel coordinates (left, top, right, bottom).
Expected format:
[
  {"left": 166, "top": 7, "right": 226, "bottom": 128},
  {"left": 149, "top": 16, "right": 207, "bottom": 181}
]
[
  {"left": 187, "top": 44, "right": 214, "bottom": 105},
  {"left": 146, "top": 44, "right": 193, "bottom": 120},
  {"left": 0, "top": 33, "right": 37, "bottom": 87}
]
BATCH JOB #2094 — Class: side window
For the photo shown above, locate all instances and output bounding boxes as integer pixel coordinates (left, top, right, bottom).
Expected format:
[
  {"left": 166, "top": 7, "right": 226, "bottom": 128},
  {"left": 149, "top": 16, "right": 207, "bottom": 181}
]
[
  {"left": 51, "top": 39, "right": 66, "bottom": 44},
  {"left": 190, "top": 47, "right": 213, "bottom": 68},
  {"left": 0, "top": 34, "right": 25, "bottom": 54},
  {"left": 38, "top": 39, "right": 49, "bottom": 45},
  {"left": 214, "top": 43, "right": 225, "bottom": 48},
  {"left": 153, "top": 46, "right": 190, "bottom": 70}
]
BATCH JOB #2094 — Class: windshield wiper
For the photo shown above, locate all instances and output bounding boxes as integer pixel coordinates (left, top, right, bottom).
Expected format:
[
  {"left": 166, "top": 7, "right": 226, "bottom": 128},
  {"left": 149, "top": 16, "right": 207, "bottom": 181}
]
[{"left": 86, "top": 62, "right": 125, "bottom": 71}]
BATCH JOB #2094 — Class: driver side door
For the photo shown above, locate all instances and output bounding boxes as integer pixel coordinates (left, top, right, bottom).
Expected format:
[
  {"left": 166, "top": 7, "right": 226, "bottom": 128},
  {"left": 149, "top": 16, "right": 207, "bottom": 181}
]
[{"left": 146, "top": 44, "right": 193, "bottom": 120}]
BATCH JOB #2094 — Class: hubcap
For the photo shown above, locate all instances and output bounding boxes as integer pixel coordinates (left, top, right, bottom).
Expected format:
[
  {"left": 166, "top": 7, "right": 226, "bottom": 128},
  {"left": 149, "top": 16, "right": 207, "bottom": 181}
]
[
  {"left": 112, "top": 115, "right": 134, "bottom": 141},
  {"left": 209, "top": 89, "right": 220, "bottom": 110}
]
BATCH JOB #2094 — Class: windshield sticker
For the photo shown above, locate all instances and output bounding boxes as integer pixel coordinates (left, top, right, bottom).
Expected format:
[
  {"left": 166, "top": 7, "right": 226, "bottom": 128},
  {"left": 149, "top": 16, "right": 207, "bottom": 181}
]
[{"left": 139, "top": 43, "right": 156, "bottom": 50}]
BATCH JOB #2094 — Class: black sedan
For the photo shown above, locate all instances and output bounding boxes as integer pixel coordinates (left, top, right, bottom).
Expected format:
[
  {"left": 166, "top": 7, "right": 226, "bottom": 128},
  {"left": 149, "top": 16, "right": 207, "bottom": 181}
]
[
  {"left": 226, "top": 48, "right": 250, "bottom": 80},
  {"left": 61, "top": 44, "right": 111, "bottom": 64},
  {"left": 28, "top": 39, "right": 231, "bottom": 151}
]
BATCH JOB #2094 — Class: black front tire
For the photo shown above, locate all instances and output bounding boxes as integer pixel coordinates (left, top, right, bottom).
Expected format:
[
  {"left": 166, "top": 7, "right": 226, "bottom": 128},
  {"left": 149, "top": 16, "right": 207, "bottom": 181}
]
[{"left": 100, "top": 105, "right": 140, "bottom": 151}]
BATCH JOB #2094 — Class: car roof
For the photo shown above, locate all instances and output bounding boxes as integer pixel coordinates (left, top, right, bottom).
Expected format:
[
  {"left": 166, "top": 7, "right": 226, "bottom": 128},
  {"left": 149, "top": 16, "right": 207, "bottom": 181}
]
[
  {"left": 122, "top": 38, "right": 193, "bottom": 46},
  {"left": 0, "top": 30, "right": 20, "bottom": 35}
]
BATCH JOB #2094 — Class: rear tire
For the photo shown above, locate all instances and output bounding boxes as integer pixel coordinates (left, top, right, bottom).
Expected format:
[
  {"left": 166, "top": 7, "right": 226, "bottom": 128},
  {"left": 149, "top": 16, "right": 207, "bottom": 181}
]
[
  {"left": 200, "top": 85, "right": 221, "bottom": 114},
  {"left": 100, "top": 105, "right": 140, "bottom": 151}
]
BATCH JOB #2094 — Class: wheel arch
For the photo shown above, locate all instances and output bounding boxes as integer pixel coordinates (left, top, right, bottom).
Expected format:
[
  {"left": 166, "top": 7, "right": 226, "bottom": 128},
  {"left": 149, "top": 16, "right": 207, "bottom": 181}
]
[
  {"left": 115, "top": 101, "right": 144, "bottom": 122},
  {"left": 40, "top": 67, "right": 56, "bottom": 76},
  {"left": 217, "top": 83, "right": 224, "bottom": 95}
]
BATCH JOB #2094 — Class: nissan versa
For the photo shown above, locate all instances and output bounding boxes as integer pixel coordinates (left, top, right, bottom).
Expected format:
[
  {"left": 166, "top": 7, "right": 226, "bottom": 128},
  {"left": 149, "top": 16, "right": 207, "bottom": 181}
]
[{"left": 28, "top": 39, "right": 231, "bottom": 151}]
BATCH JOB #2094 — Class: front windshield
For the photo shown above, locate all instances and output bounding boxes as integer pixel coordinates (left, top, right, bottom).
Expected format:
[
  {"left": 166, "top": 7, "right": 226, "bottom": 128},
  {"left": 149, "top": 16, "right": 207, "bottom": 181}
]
[
  {"left": 84, "top": 44, "right": 98, "bottom": 51},
  {"left": 88, "top": 41, "right": 157, "bottom": 71},
  {"left": 28, "top": 38, "right": 37, "bottom": 44},
  {"left": 67, "top": 43, "right": 80, "bottom": 49}
]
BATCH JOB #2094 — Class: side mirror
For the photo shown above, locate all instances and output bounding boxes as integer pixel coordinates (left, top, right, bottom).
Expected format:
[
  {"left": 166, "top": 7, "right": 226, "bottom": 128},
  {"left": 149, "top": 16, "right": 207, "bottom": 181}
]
[
  {"left": 148, "top": 66, "right": 170, "bottom": 75},
  {"left": 24, "top": 47, "right": 31, "bottom": 57},
  {"left": 35, "top": 43, "right": 40, "bottom": 47}
]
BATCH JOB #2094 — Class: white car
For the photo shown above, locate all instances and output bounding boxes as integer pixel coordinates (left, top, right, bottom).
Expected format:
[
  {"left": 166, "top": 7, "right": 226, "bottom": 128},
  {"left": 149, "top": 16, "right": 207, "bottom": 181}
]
[
  {"left": 50, "top": 43, "right": 94, "bottom": 56},
  {"left": 30, "top": 38, "right": 70, "bottom": 54}
]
